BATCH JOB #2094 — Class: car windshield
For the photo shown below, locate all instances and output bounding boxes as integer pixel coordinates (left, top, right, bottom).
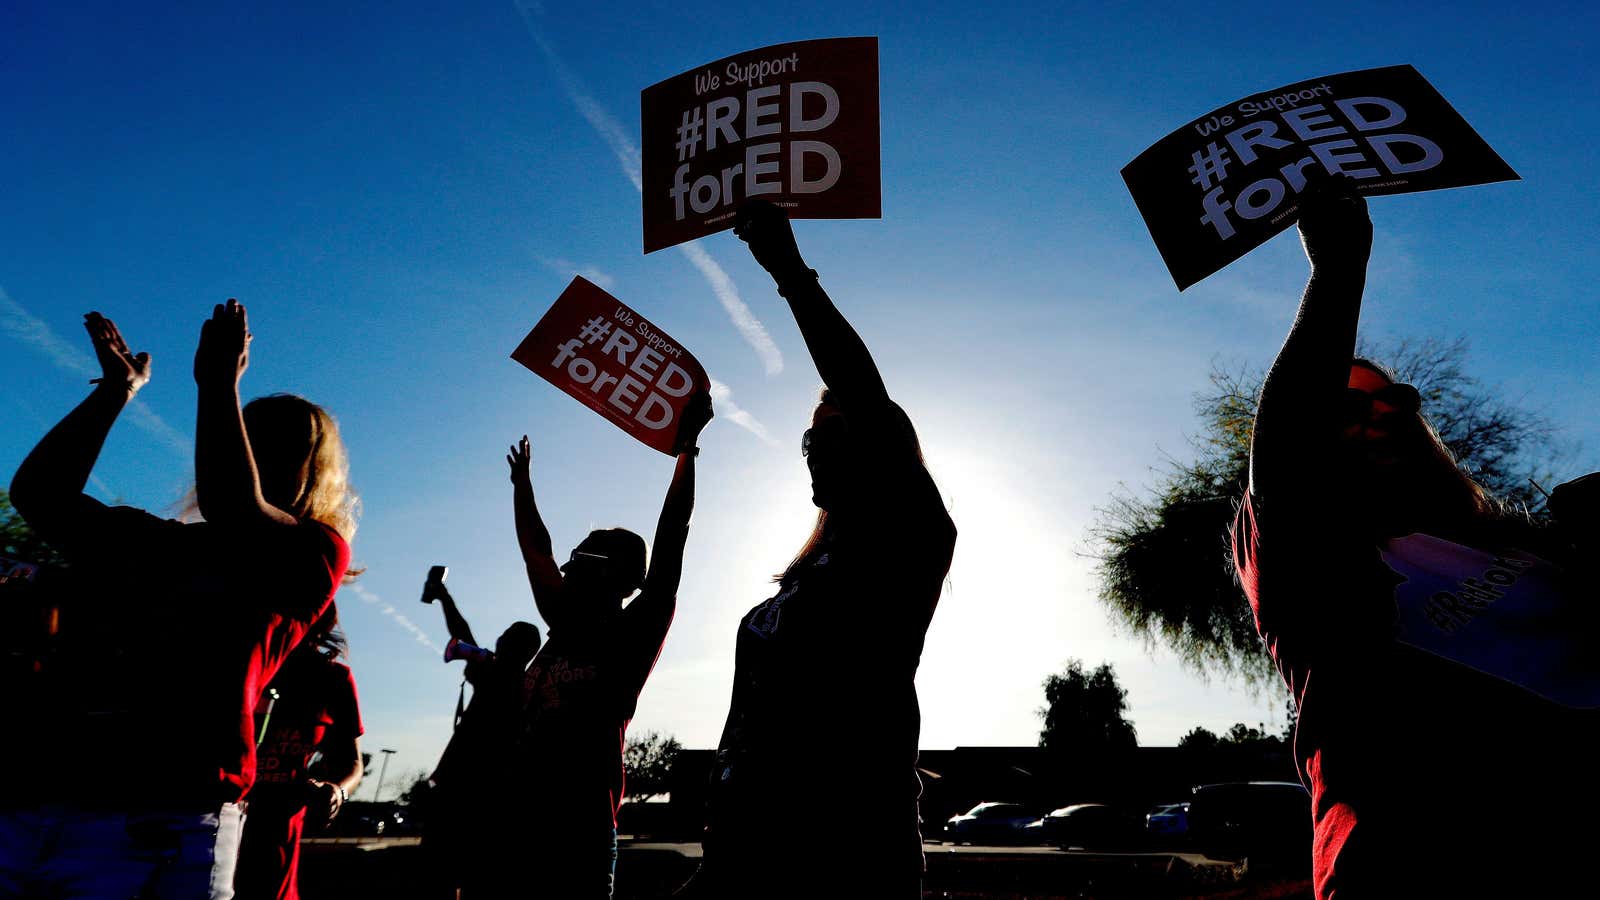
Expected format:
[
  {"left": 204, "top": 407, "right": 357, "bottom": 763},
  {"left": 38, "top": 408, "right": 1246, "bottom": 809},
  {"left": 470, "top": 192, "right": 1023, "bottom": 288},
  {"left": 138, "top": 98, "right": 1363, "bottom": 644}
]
[{"left": 984, "top": 805, "right": 1021, "bottom": 817}]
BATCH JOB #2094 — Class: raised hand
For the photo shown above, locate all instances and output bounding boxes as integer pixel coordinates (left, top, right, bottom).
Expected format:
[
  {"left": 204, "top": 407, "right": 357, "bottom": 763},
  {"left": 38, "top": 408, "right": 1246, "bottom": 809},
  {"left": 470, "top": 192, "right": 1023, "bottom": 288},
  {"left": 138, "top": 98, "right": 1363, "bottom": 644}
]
[
  {"left": 734, "top": 199, "right": 809, "bottom": 283},
  {"left": 83, "top": 312, "right": 152, "bottom": 395},
  {"left": 194, "top": 298, "right": 252, "bottom": 387},
  {"left": 1297, "top": 173, "right": 1373, "bottom": 273},
  {"left": 507, "top": 435, "right": 532, "bottom": 486},
  {"left": 673, "top": 390, "right": 714, "bottom": 455}
]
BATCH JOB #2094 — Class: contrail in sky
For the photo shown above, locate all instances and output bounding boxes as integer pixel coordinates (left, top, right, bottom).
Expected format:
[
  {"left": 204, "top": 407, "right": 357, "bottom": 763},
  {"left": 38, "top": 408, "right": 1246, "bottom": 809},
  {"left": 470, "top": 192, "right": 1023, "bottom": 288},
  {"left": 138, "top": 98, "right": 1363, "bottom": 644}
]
[
  {"left": 708, "top": 377, "right": 780, "bottom": 447},
  {"left": 0, "top": 286, "right": 193, "bottom": 457},
  {"left": 345, "top": 582, "right": 444, "bottom": 655},
  {"left": 511, "top": 1, "right": 786, "bottom": 378}
]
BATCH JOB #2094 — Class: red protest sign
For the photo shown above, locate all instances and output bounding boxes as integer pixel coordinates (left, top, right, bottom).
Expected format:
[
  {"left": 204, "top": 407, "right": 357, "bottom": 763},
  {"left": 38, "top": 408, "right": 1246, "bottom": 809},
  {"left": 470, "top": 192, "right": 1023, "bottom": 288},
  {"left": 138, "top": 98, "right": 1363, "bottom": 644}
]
[
  {"left": 641, "top": 37, "right": 880, "bottom": 253},
  {"left": 1122, "top": 65, "right": 1518, "bottom": 290},
  {"left": 511, "top": 277, "right": 708, "bottom": 455}
]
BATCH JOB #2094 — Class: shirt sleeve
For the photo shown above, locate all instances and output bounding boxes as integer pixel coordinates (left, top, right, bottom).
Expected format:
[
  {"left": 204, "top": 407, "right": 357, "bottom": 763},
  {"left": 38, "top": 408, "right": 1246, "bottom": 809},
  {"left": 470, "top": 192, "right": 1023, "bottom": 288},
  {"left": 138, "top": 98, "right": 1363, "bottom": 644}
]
[
  {"left": 328, "top": 662, "right": 364, "bottom": 740},
  {"left": 227, "top": 520, "right": 350, "bottom": 623},
  {"left": 1232, "top": 484, "right": 1394, "bottom": 664}
]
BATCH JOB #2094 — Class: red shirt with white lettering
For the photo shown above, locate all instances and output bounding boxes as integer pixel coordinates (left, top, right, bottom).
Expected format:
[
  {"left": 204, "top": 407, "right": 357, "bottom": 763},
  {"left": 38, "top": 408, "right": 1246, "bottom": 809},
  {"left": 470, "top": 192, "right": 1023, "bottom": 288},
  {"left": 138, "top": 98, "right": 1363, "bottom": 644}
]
[{"left": 237, "top": 652, "right": 362, "bottom": 900}]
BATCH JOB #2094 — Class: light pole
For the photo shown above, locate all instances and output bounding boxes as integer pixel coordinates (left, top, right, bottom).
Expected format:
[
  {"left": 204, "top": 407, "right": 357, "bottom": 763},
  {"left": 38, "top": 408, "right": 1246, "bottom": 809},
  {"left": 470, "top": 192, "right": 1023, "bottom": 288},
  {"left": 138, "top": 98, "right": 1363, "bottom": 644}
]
[{"left": 373, "top": 748, "right": 397, "bottom": 802}]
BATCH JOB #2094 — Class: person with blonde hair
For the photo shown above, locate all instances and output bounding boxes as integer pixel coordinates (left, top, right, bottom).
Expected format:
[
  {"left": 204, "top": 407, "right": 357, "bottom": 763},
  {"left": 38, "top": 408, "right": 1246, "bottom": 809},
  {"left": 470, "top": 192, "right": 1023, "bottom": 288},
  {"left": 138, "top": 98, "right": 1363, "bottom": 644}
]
[{"left": 1, "top": 300, "right": 354, "bottom": 900}]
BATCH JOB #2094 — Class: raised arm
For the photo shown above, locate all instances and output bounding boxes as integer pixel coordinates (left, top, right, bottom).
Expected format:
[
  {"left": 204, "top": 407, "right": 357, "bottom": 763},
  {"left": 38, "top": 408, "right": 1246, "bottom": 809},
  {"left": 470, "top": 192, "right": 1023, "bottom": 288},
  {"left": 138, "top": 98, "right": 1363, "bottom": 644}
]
[
  {"left": 192, "top": 300, "right": 297, "bottom": 530},
  {"left": 1249, "top": 176, "right": 1374, "bottom": 501},
  {"left": 734, "top": 200, "right": 891, "bottom": 422},
  {"left": 508, "top": 436, "right": 563, "bottom": 627},
  {"left": 429, "top": 582, "right": 478, "bottom": 647},
  {"left": 640, "top": 392, "right": 713, "bottom": 605},
  {"left": 9, "top": 313, "right": 151, "bottom": 541}
]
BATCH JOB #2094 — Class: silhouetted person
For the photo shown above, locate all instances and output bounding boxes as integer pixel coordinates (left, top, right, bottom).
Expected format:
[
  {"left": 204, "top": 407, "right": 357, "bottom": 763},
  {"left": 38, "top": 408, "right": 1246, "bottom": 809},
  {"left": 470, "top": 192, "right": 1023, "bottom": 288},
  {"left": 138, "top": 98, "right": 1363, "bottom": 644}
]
[
  {"left": 1232, "top": 175, "right": 1600, "bottom": 898},
  {"left": 235, "top": 605, "right": 364, "bottom": 900},
  {"left": 423, "top": 571, "right": 541, "bottom": 899},
  {"left": 512, "top": 393, "right": 710, "bottom": 899},
  {"left": 0, "top": 302, "right": 355, "bottom": 899},
  {"left": 685, "top": 201, "right": 956, "bottom": 900}
]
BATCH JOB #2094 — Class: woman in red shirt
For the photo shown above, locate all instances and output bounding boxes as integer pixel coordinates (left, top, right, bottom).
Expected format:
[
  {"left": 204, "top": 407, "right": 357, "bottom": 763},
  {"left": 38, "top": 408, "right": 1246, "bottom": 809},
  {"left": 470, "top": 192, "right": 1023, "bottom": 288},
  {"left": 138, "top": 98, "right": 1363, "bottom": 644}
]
[
  {"left": 2, "top": 300, "right": 355, "bottom": 900},
  {"left": 235, "top": 606, "right": 363, "bottom": 900},
  {"left": 1233, "top": 176, "right": 1599, "bottom": 898}
]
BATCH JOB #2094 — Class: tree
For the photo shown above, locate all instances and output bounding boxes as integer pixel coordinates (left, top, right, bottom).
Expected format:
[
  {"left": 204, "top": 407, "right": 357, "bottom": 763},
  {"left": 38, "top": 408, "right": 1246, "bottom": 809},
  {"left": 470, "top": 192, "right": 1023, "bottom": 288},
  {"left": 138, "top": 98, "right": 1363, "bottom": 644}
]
[
  {"left": 0, "top": 489, "right": 68, "bottom": 567},
  {"left": 1178, "top": 727, "right": 1220, "bottom": 752},
  {"left": 397, "top": 770, "right": 434, "bottom": 806},
  {"left": 1037, "top": 659, "right": 1138, "bottom": 754},
  {"left": 1088, "top": 337, "right": 1568, "bottom": 691},
  {"left": 623, "top": 731, "right": 681, "bottom": 802}
]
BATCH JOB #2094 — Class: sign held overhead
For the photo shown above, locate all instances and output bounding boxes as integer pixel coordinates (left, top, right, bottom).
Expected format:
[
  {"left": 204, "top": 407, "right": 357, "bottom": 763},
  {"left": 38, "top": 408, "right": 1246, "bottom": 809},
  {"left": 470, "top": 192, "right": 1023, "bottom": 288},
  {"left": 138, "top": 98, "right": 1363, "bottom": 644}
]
[
  {"left": 641, "top": 37, "right": 881, "bottom": 253},
  {"left": 511, "top": 277, "right": 709, "bottom": 455},
  {"left": 1122, "top": 65, "right": 1518, "bottom": 290}
]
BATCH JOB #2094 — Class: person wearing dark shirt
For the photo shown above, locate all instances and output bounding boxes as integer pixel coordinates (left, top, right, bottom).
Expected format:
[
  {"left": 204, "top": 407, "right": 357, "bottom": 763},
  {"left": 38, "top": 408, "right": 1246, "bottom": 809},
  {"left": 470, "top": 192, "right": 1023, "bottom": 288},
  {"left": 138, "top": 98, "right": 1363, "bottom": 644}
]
[
  {"left": 685, "top": 201, "right": 957, "bottom": 900},
  {"left": 1232, "top": 175, "right": 1599, "bottom": 898},
  {"left": 423, "top": 574, "right": 540, "bottom": 899},
  {"left": 0, "top": 302, "right": 355, "bottom": 899},
  {"left": 235, "top": 606, "right": 364, "bottom": 900},
  {"left": 511, "top": 391, "right": 710, "bottom": 899}
]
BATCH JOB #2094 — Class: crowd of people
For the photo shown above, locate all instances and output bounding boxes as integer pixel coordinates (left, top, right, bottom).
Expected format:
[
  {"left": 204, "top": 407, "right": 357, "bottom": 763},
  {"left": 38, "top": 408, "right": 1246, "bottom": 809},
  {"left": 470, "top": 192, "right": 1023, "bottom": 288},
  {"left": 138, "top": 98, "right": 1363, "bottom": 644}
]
[{"left": 1, "top": 188, "right": 1595, "bottom": 900}]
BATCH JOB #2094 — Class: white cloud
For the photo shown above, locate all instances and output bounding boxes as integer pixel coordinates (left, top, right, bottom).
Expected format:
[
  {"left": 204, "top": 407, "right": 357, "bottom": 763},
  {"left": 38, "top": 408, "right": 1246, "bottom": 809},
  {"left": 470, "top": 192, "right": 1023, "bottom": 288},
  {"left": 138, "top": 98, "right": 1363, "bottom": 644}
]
[
  {"left": 540, "top": 256, "right": 616, "bottom": 290},
  {"left": 0, "top": 286, "right": 192, "bottom": 456}
]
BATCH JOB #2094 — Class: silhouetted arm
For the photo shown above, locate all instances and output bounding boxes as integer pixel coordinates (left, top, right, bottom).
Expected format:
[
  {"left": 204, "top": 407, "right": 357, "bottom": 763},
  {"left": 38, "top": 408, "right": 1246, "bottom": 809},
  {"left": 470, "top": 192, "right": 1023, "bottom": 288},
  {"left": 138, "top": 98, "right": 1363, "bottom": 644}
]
[
  {"left": 637, "top": 393, "right": 712, "bottom": 614},
  {"left": 9, "top": 313, "right": 151, "bottom": 542},
  {"left": 734, "top": 201, "right": 892, "bottom": 424},
  {"left": 508, "top": 436, "right": 564, "bottom": 627},
  {"left": 432, "top": 584, "right": 478, "bottom": 647},
  {"left": 309, "top": 669, "right": 364, "bottom": 826},
  {"left": 1250, "top": 177, "right": 1373, "bottom": 502},
  {"left": 193, "top": 300, "right": 298, "bottom": 530}
]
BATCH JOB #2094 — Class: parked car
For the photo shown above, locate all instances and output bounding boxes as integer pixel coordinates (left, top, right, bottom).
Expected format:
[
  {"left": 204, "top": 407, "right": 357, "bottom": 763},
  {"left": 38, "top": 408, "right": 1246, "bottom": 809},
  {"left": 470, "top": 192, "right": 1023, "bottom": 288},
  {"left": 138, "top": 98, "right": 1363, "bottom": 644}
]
[
  {"left": 1186, "top": 781, "right": 1311, "bottom": 867},
  {"left": 943, "top": 802, "right": 1041, "bottom": 844},
  {"left": 1145, "top": 802, "right": 1190, "bottom": 838},
  {"left": 1030, "top": 803, "right": 1145, "bottom": 849}
]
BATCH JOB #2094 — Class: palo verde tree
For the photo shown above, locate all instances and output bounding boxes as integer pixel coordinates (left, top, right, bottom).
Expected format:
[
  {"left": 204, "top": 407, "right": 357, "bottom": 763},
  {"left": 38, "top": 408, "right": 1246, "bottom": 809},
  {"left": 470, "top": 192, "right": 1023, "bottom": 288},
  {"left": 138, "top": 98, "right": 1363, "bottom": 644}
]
[{"left": 1088, "top": 337, "right": 1567, "bottom": 691}]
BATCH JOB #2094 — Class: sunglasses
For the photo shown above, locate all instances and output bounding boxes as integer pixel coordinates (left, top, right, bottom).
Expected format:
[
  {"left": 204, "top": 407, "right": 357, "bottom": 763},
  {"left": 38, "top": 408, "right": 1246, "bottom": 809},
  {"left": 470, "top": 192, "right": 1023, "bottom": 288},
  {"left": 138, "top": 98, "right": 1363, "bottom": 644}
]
[
  {"left": 565, "top": 549, "right": 612, "bottom": 567},
  {"left": 1342, "top": 383, "right": 1421, "bottom": 424},
  {"left": 801, "top": 419, "right": 850, "bottom": 458}
]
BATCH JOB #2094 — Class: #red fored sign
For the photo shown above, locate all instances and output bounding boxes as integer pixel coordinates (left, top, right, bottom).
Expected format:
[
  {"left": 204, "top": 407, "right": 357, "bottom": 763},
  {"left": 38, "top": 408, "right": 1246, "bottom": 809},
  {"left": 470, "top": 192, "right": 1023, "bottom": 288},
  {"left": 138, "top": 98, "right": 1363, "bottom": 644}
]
[
  {"left": 1122, "top": 65, "right": 1519, "bottom": 291},
  {"left": 511, "top": 277, "right": 708, "bottom": 455},
  {"left": 640, "top": 36, "right": 881, "bottom": 253}
]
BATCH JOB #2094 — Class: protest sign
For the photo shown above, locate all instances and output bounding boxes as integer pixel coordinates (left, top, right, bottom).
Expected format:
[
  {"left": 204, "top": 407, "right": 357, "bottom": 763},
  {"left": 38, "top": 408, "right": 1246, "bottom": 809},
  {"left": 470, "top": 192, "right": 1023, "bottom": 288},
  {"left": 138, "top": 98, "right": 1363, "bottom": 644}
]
[
  {"left": 640, "top": 37, "right": 880, "bottom": 253},
  {"left": 511, "top": 277, "right": 708, "bottom": 456},
  {"left": 1122, "top": 65, "right": 1518, "bottom": 290}
]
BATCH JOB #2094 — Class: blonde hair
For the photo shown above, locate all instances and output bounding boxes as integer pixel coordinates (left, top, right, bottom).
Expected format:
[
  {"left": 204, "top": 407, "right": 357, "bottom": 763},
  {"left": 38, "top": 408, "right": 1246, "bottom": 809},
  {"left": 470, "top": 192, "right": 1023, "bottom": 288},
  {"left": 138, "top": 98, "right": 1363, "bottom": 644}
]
[{"left": 180, "top": 394, "right": 361, "bottom": 543}]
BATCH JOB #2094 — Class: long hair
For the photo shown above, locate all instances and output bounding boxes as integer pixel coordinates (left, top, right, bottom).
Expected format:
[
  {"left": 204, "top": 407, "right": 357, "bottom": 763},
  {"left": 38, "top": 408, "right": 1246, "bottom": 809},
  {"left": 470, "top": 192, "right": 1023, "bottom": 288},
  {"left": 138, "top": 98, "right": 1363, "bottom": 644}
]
[
  {"left": 1350, "top": 357, "right": 1520, "bottom": 529},
  {"left": 776, "top": 388, "right": 927, "bottom": 583},
  {"left": 304, "top": 601, "right": 348, "bottom": 660},
  {"left": 181, "top": 394, "right": 361, "bottom": 544},
  {"left": 242, "top": 394, "right": 361, "bottom": 542}
]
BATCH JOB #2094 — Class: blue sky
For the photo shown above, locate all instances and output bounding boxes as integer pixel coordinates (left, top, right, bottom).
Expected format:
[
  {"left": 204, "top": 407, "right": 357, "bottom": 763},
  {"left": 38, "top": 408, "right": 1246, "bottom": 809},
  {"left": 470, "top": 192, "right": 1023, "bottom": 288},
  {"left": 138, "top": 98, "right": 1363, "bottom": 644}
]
[{"left": 4, "top": 0, "right": 1596, "bottom": 797}]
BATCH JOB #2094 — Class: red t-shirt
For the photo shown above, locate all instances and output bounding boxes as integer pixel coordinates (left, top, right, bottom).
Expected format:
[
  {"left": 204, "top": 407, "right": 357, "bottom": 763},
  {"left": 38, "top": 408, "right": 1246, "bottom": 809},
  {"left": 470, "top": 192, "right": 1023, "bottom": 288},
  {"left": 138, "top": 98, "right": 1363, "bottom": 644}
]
[
  {"left": 1232, "top": 487, "right": 1598, "bottom": 898},
  {"left": 517, "top": 563, "right": 675, "bottom": 831},
  {"left": 44, "top": 503, "right": 350, "bottom": 808},
  {"left": 237, "top": 653, "right": 363, "bottom": 900}
]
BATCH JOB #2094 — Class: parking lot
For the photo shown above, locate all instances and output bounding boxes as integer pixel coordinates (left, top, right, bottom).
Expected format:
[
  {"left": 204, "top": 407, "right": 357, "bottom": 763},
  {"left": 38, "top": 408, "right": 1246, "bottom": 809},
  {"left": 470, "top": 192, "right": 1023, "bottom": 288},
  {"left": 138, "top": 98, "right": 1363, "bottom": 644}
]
[{"left": 298, "top": 838, "right": 1313, "bottom": 899}]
